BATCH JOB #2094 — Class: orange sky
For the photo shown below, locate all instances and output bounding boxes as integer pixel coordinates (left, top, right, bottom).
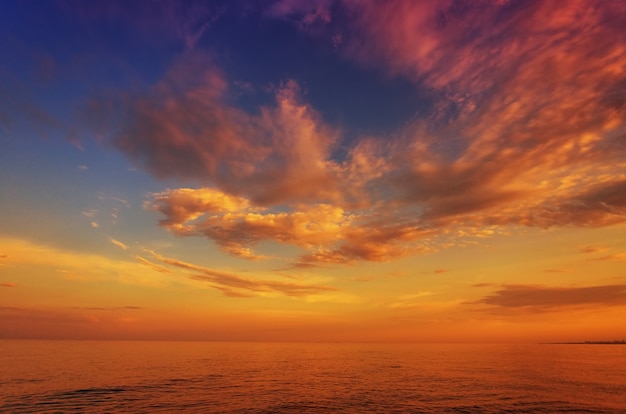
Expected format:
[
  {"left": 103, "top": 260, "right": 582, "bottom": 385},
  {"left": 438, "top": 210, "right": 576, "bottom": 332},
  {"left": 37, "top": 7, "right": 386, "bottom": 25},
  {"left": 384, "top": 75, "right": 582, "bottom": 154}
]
[{"left": 1, "top": 0, "right": 625, "bottom": 342}]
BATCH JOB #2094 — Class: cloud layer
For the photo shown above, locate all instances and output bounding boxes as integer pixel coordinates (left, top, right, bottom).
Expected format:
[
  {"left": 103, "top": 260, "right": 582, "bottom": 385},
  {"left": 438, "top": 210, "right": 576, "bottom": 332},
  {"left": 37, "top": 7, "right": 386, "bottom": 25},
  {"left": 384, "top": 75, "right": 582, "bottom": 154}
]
[{"left": 101, "top": 0, "right": 626, "bottom": 266}]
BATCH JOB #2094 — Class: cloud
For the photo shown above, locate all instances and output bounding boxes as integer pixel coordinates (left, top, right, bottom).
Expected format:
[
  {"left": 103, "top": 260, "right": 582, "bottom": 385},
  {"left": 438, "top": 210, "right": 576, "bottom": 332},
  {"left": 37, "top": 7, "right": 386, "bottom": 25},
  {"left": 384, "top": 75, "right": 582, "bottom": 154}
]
[
  {"left": 341, "top": 3, "right": 624, "bottom": 179},
  {"left": 145, "top": 249, "right": 336, "bottom": 298},
  {"left": 475, "top": 284, "right": 626, "bottom": 310},
  {"left": 109, "top": 238, "right": 128, "bottom": 250},
  {"left": 115, "top": 55, "right": 342, "bottom": 207},
  {"left": 147, "top": 187, "right": 350, "bottom": 259},
  {"left": 1, "top": 283, "right": 16, "bottom": 288},
  {"left": 388, "top": 291, "right": 437, "bottom": 309},
  {"left": 148, "top": 187, "right": 442, "bottom": 265},
  {"left": 587, "top": 252, "right": 626, "bottom": 262},
  {"left": 472, "top": 283, "right": 497, "bottom": 288},
  {"left": 579, "top": 245, "right": 606, "bottom": 254},
  {"left": 148, "top": 187, "right": 253, "bottom": 230},
  {"left": 492, "top": 180, "right": 626, "bottom": 228},
  {"left": 107, "top": 1, "right": 626, "bottom": 266},
  {"left": 82, "top": 209, "right": 98, "bottom": 218},
  {"left": 339, "top": 0, "right": 626, "bottom": 233},
  {"left": 134, "top": 255, "right": 171, "bottom": 274},
  {"left": 73, "top": 306, "right": 142, "bottom": 311}
]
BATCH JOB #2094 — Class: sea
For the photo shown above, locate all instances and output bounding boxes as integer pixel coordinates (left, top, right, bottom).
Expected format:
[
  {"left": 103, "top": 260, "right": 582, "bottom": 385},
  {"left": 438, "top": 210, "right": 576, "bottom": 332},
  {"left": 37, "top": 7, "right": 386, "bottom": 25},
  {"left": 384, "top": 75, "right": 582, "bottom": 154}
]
[{"left": 1, "top": 341, "right": 625, "bottom": 413}]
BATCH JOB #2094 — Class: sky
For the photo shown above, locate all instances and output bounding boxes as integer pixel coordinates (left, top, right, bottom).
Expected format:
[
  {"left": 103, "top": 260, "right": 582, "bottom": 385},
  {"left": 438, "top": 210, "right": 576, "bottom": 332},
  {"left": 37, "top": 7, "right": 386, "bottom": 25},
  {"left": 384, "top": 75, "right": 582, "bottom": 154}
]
[{"left": 1, "top": 0, "right": 625, "bottom": 343}]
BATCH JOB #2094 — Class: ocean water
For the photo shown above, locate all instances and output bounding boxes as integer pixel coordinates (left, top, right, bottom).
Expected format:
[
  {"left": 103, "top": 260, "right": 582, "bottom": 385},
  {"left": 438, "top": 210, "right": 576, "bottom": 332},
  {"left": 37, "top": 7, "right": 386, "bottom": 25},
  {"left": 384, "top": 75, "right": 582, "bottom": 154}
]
[{"left": 1, "top": 341, "right": 625, "bottom": 413}]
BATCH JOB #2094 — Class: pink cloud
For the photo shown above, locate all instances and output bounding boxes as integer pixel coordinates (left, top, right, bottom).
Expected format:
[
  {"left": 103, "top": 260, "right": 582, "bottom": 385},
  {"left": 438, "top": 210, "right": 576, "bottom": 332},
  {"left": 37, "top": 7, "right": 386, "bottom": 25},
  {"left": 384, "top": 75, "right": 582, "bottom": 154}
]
[{"left": 331, "top": 0, "right": 626, "bottom": 232}]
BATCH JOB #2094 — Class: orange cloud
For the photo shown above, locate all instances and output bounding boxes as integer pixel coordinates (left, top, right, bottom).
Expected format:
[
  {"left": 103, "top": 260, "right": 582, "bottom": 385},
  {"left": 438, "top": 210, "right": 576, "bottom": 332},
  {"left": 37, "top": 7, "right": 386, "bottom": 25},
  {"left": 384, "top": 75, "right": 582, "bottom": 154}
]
[
  {"left": 148, "top": 187, "right": 444, "bottom": 265},
  {"left": 148, "top": 188, "right": 351, "bottom": 259}
]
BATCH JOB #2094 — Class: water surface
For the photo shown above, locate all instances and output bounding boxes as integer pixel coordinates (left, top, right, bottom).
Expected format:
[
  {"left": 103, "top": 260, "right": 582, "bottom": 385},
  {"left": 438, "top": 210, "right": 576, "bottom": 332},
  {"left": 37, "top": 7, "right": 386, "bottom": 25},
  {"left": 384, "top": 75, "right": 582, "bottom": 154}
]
[{"left": 1, "top": 341, "right": 625, "bottom": 412}]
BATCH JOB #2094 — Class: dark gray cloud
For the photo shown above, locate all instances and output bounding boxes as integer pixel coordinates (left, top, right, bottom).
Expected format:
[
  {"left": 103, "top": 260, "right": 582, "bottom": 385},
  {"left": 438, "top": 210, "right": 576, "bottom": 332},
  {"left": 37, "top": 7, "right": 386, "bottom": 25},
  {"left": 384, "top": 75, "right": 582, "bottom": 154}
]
[{"left": 476, "top": 284, "right": 626, "bottom": 310}]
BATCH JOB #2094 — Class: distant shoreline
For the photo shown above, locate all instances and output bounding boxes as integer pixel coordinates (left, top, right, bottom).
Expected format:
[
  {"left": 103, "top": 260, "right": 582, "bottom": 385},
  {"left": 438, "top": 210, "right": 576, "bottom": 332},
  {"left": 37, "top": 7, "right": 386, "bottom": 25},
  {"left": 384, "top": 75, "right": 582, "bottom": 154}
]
[{"left": 541, "top": 340, "right": 626, "bottom": 345}]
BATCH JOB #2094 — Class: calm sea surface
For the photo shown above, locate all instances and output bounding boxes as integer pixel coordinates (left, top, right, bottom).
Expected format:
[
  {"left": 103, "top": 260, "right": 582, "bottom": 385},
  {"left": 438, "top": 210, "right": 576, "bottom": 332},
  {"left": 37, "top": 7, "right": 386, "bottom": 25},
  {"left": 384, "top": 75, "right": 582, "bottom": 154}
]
[{"left": 1, "top": 341, "right": 625, "bottom": 413}]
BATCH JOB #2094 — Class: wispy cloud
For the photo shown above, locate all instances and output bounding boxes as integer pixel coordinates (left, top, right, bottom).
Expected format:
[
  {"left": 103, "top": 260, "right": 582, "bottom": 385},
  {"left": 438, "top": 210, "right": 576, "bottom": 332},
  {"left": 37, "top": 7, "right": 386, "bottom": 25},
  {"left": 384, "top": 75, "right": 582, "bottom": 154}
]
[
  {"left": 146, "top": 249, "right": 336, "bottom": 298},
  {"left": 109, "top": 238, "right": 128, "bottom": 250},
  {"left": 587, "top": 252, "right": 626, "bottom": 262},
  {"left": 388, "top": 291, "right": 437, "bottom": 310},
  {"left": 579, "top": 246, "right": 607, "bottom": 254},
  {"left": 72, "top": 306, "right": 142, "bottom": 311},
  {"left": 134, "top": 255, "right": 171, "bottom": 274},
  {"left": 82, "top": 209, "right": 98, "bottom": 218},
  {"left": 1, "top": 282, "right": 16, "bottom": 288}
]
